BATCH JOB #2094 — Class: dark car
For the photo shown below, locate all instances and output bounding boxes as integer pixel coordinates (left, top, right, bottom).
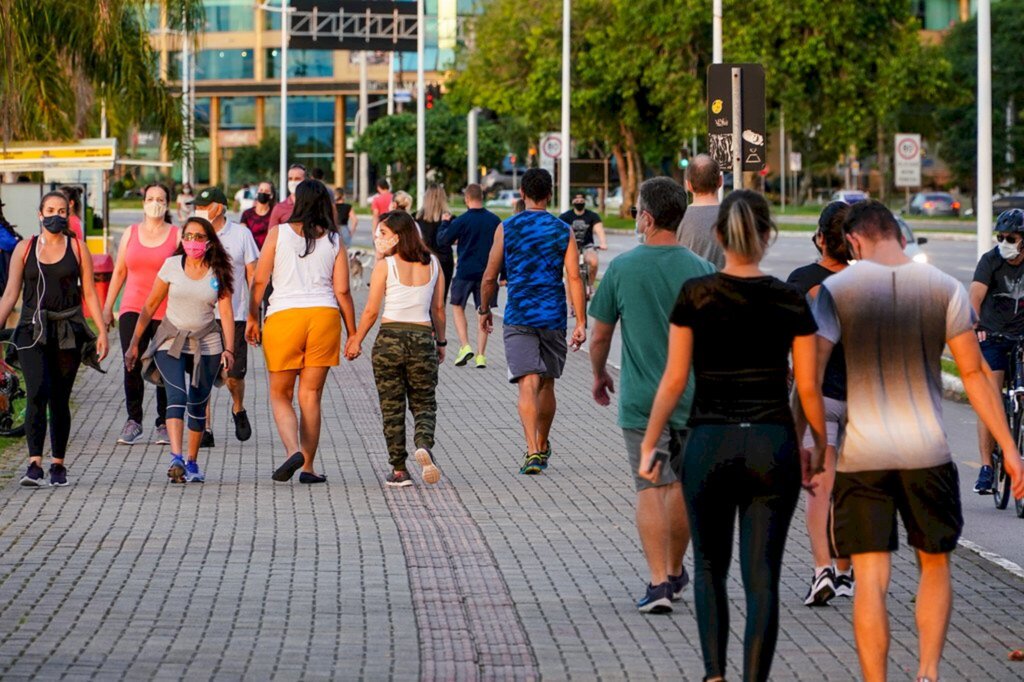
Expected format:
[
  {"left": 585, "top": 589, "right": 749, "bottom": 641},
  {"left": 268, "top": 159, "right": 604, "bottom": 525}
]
[
  {"left": 909, "top": 192, "right": 960, "bottom": 217},
  {"left": 994, "top": 195, "right": 1024, "bottom": 215}
]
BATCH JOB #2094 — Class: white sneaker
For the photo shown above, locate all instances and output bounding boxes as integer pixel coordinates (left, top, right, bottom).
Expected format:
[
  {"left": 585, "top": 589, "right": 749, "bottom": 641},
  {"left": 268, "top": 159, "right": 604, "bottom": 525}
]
[{"left": 803, "top": 567, "right": 836, "bottom": 606}]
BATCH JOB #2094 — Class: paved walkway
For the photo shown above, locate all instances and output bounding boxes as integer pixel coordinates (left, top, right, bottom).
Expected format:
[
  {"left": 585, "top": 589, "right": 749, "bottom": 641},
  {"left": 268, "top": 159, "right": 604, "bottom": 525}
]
[{"left": 0, "top": 302, "right": 1023, "bottom": 680}]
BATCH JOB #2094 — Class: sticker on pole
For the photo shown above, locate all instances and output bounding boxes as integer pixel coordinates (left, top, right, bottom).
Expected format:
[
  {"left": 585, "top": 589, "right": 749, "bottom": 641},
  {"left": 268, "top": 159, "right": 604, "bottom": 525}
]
[{"left": 894, "top": 133, "right": 921, "bottom": 188}]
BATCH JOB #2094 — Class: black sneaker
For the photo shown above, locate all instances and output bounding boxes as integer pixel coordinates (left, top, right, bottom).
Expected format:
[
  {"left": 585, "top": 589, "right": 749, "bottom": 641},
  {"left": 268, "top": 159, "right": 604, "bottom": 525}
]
[
  {"left": 200, "top": 430, "right": 215, "bottom": 448},
  {"left": 49, "top": 464, "right": 68, "bottom": 487},
  {"left": 232, "top": 410, "right": 252, "bottom": 442},
  {"left": 834, "top": 570, "right": 854, "bottom": 598},
  {"left": 385, "top": 470, "right": 413, "bottom": 487},
  {"left": 974, "top": 465, "right": 995, "bottom": 494},
  {"left": 803, "top": 567, "right": 836, "bottom": 606},
  {"left": 637, "top": 582, "right": 673, "bottom": 614},
  {"left": 669, "top": 567, "right": 690, "bottom": 601},
  {"left": 19, "top": 462, "right": 45, "bottom": 487}
]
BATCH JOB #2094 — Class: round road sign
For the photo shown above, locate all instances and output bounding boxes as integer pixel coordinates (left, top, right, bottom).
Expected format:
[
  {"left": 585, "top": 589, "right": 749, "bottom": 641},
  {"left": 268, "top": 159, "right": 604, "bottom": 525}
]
[
  {"left": 541, "top": 135, "right": 562, "bottom": 159},
  {"left": 897, "top": 136, "right": 919, "bottom": 161}
]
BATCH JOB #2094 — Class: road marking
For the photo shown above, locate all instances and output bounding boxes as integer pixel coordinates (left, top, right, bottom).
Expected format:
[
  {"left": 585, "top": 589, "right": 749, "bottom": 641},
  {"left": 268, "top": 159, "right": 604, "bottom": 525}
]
[
  {"left": 958, "top": 538, "right": 1024, "bottom": 580},
  {"left": 960, "top": 459, "right": 982, "bottom": 469}
]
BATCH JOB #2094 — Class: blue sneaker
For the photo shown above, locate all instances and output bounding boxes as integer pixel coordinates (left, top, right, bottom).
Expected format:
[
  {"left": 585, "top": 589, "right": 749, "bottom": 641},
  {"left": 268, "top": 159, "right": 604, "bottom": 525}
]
[
  {"left": 637, "top": 582, "right": 673, "bottom": 614},
  {"left": 669, "top": 567, "right": 690, "bottom": 601},
  {"left": 19, "top": 462, "right": 45, "bottom": 487},
  {"left": 519, "top": 454, "right": 544, "bottom": 475},
  {"left": 168, "top": 455, "right": 186, "bottom": 484},
  {"left": 49, "top": 464, "right": 68, "bottom": 487},
  {"left": 537, "top": 442, "right": 552, "bottom": 470},
  {"left": 974, "top": 465, "right": 995, "bottom": 494},
  {"left": 184, "top": 460, "right": 205, "bottom": 483}
]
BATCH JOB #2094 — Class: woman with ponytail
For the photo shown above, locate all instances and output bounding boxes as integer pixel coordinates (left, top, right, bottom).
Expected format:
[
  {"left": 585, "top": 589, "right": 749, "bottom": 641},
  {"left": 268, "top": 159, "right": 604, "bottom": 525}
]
[{"left": 638, "top": 189, "right": 827, "bottom": 682}]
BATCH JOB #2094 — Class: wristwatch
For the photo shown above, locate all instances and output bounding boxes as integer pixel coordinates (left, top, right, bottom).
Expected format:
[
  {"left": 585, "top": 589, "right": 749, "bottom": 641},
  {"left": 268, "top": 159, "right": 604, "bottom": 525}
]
[
  {"left": 477, "top": 305, "right": 491, "bottom": 316},
  {"left": 436, "top": 340, "right": 448, "bottom": 347}
]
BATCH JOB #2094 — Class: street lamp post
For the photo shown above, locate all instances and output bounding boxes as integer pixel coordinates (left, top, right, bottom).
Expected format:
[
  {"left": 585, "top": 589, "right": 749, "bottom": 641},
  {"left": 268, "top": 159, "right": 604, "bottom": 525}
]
[
  {"left": 260, "top": 1, "right": 295, "bottom": 198},
  {"left": 559, "top": 0, "right": 570, "bottom": 212},
  {"left": 416, "top": 0, "right": 426, "bottom": 208},
  {"left": 977, "top": 0, "right": 993, "bottom": 259}
]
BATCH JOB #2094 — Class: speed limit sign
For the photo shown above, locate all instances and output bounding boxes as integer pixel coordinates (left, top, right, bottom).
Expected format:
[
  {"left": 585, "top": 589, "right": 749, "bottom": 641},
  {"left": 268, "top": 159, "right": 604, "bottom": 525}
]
[
  {"left": 541, "top": 134, "right": 562, "bottom": 159},
  {"left": 894, "top": 133, "right": 921, "bottom": 188}
]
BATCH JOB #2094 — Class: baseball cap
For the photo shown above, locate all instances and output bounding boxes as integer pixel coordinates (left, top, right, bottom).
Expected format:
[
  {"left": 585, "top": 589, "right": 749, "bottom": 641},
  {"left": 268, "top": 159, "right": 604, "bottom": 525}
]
[{"left": 192, "top": 186, "right": 227, "bottom": 207}]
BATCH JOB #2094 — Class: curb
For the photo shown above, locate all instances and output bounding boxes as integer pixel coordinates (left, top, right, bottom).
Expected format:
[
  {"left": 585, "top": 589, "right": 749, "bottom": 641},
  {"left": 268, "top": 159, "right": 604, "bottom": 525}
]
[{"left": 942, "top": 371, "right": 967, "bottom": 402}]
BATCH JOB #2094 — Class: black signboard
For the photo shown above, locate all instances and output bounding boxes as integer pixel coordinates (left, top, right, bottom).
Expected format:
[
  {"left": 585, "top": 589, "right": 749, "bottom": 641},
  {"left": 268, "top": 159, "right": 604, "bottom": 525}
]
[
  {"left": 289, "top": 1, "right": 418, "bottom": 52},
  {"left": 706, "top": 63, "right": 766, "bottom": 172}
]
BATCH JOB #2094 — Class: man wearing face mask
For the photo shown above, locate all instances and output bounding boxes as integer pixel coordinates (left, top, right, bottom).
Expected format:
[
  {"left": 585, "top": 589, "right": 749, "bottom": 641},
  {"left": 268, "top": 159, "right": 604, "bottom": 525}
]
[
  {"left": 268, "top": 164, "right": 308, "bottom": 230},
  {"left": 970, "top": 208, "right": 1024, "bottom": 494},
  {"left": 193, "top": 187, "right": 260, "bottom": 445},
  {"left": 558, "top": 192, "right": 607, "bottom": 289},
  {"left": 588, "top": 177, "right": 714, "bottom": 613}
]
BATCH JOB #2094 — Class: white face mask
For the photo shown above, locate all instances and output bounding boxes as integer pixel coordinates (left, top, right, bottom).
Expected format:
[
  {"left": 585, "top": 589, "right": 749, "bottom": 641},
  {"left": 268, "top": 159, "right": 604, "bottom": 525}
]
[
  {"left": 287, "top": 180, "right": 300, "bottom": 196},
  {"left": 999, "top": 239, "right": 1021, "bottom": 260},
  {"left": 193, "top": 209, "right": 209, "bottom": 221},
  {"left": 635, "top": 213, "right": 647, "bottom": 244},
  {"left": 144, "top": 202, "right": 166, "bottom": 219}
]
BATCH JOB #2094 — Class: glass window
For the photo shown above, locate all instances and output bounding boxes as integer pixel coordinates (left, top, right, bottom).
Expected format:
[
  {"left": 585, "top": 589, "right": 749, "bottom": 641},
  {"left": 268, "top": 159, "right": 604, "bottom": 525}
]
[
  {"left": 219, "top": 97, "right": 257, "bottom": 129},
  {"left": 194, "top": 97, "right": 212, "bottom": 139},
  {"left": 264, "top": 0, "right": 285, "bottom": 30},
  {"left": 147, "top": 6, "right": 162, "bottom": 31},
  {"left": 193, "top": 49, "right": 254, "bottom": 80},
  {"left": 204, "top": 0, "right": 255, "bottom": 32},
  {"left": 265, "top": 96, "right": 335, "bottom": 175},
  {"left": 265, "top": 49, "right": 334, "bottom": 78}
]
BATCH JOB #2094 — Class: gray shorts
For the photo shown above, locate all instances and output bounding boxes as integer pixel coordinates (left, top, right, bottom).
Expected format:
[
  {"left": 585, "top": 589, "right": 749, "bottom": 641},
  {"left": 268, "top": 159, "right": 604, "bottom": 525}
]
[
  {"left": 503, "top": 325, "right": 567, "bottom": 383},
  {"left": 801, "top": 396, "right": 846, "bottom": 449},
  {"left": 623, "top": 428, "right": 680, "bottom": 492}
]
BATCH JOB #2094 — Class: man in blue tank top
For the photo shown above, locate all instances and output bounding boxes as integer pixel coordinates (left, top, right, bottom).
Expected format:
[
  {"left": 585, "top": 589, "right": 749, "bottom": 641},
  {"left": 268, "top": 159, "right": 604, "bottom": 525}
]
[{"left": 480, "top": 169, "right": 587, "bottom": 474}]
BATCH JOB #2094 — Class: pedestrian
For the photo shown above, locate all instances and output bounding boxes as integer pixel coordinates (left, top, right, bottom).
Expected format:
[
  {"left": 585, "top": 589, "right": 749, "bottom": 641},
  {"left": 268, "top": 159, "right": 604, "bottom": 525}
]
[
  {"left": 479, "top": 168, "right": 587, "bottom": 475},
  {"left": 246, "top": 180, "right": 356, "bottom": 484},
  {"left": 589, "top": 177, "right": 715, "bottom": 614},
  {"left": 787, "top": 201, "right": 854, "bottom": 606},
  {"left": 192, "top": 187, "right": 259, "bottom": 446},
  {"left": 345, "top": 211, "right": 446, "bottom": 487},
  {"left": 0, "top": 191, "right": 110, "bottom": 488},
  {"left": 124, "top": 217, "right": 235, "bottom": 484},
  {"left": 176, "top": 183, "right": 194, "bottom": 224},
  {"left": 811, "top": 200, "right": 1024, "bottom": 682},
  {"left": 676, "top": 154, "right": 724, "bottom": 269},
  {"left": 311, "top": 167, "right": 335, "bottom": 201},
  {"left": 0, "top": 200, "right": 23, "bottom": 299},
  {"left": 512, "top": 198, "right": 526, "bottom": 215},
  {"left": 59, "top": 186, "right": 86, "bottom": 242},
  {"left": 334, "top": 187, "right": 359, "bottom": 246},
  {"left": 437, "top": 183, "right": 501, "bottom": 368},
  {"left": 269, "top": 164, "right": 308, "bottom": 228},
  {"left": 390, "top": 190, "right": 413, "bottom": 214},
  {"left": 371, "top": 178, "right": 393, "bottom": 232},
  {"left": 415, "top": 184, "right": 455, "bottom": 302},
  {"left": 969, "top": 208, "right": 1024, "bottom": 494},
  {"left": 558, "top": 192, "right": 607, "bottom": 289},
  {"left": 240, "top": 181, "right": 276, "bottom": 250},
  {"left": 103, "top": 183, "right": 179, "bottom": 446},
  {"left": 638, "top": 189, "right": 827, "bottom": 682},
  {"left": 234, "top": 183, "right": 255, "bottom": 213}
]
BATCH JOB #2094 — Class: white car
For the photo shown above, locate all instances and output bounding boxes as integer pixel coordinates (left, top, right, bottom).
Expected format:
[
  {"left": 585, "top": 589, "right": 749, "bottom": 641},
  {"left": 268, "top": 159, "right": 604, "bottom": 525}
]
[
  {"left": 831, "top": 190, "right": 869, "bottom": 204},
  {"left": 604, "top": 187, "right": 623, "bottom": 212},
  {"left": 485, "top": 189, "right": 519, "bottom": 209},
  {"left": 897, "top": 217, "right": 929, "bottom": 264}
]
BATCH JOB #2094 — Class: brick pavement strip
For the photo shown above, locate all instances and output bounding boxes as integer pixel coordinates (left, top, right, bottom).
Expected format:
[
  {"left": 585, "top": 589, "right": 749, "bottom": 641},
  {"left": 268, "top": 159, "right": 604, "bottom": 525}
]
[{"left": 0, "top": 296, "right": 1022, "bottom": 679}]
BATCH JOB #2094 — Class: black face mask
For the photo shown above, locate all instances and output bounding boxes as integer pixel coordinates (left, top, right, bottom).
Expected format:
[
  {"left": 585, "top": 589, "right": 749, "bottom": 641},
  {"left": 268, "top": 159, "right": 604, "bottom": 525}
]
[
  {"left": 573, "top": 202, "right": 585, "bottom": 211},
  {"left": 41, "top": 215, "right": 67, "bottom": 235},
  {"left": 257, "top": 192, "right": 271, "bottom": 204}
]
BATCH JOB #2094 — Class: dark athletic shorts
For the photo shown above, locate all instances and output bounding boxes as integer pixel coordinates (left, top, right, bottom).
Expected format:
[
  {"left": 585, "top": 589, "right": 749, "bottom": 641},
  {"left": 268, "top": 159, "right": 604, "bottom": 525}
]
[
  {"left": 980, "top": 336, "right": 1015, "bottom": 373},
  {"left": 449, "top": 278, "right": 496, "bottom": 309},
  {"left": 829, "top": 462, "right": 963, "bottom": 557},
  {"left": 503, "top": 325, "right": 567, "bottom": 383},
  {"left": 225, "top": 320, "right": 248, "bottom": 380}
]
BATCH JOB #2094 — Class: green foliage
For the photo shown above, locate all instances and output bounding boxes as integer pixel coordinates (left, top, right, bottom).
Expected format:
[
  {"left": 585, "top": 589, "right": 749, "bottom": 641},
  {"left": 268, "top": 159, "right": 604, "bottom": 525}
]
[
  {"left": 353, "top": 100, "right": 506, "bottom": 191},
  {"left": 230, "top": 133, "right": 288, "bottom": 185},
  {"left": 0, "top": 0, "right": 204, "bottom": 154},
  {"left": 937, "top": 0, "right": 1024, "bottom": 191}
]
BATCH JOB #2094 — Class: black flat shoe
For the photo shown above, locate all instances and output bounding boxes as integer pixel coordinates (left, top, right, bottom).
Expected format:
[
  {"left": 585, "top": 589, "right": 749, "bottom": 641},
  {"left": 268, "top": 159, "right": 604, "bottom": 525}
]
[
  {"left": 272, "top": 452, "right": 305, "bottom": 482},
  {"left": 298, "top": 471, "right": 327, "bottom": 484}
]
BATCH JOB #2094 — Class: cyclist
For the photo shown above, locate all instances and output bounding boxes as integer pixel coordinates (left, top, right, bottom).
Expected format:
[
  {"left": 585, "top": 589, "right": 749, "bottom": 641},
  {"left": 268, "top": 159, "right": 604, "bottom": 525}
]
[
  {"left": 970, "top": 208, "right": 1024, "bottom": 494},
  {"left": 558, "top": 192, "right": 607, "bottom": 289}
]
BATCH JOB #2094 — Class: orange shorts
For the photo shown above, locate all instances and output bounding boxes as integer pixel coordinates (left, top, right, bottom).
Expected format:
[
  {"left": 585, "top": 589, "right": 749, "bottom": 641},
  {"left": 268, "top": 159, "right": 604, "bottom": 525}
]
[{"left": 262, "top": 307, "right": 341, "bottom": 372}]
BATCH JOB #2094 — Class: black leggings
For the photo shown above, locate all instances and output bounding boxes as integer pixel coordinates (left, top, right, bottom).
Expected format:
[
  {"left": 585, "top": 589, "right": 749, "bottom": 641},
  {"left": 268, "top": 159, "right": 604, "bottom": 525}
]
[
  {"left": 680, "top": 423, "right": 801, "bottom": 682},
  {"left": 18, "top": 332, "right": 82, "bottom": 459},
  {"left": 119, "top": 312, "right": 167, "bottom": 426}
]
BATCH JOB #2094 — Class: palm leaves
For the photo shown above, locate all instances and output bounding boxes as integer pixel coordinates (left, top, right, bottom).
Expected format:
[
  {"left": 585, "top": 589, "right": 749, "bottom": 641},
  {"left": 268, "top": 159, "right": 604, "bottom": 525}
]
[{"left": 0, "top": 0, "right": 204, "bottom": 155}]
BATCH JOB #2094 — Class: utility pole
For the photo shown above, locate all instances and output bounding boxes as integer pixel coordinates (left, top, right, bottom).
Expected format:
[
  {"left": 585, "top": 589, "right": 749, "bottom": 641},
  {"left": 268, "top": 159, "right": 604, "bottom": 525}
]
[
  {"left": 260, "top": 2, "right": 294, "bottom": 197},
  {"left": 181, "top": 19, "right": 191, "bottom": 187},
  {"left": 416, "top": 0, "right": 426, "bottom": 208},
  {"left": 559, "top": 0, "right": 571, "bottom": 212},
  {"left": 467, "top": 108, "right": 479, "bottom": 186},
  {"left": 978, "top": 0, "right": 993, "bottom": 259},
  {"left": 780, "top": 109, "right": 785, "bottom": 211},
  {"left": 713, "top": 0, "right": 723, "bottom": 200},
  {"left": 358, "top": 51, "right": 369, "bottom": 205}
]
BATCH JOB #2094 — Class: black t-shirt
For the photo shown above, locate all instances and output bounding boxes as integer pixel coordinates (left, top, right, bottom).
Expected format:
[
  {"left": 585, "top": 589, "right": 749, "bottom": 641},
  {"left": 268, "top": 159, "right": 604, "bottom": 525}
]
[
  {"left": 416, "top": 218, "right": 454, "bottom": 263},
  {"left": 671, "top": 273, "right": 818, "bottom": 425},
  {"left": 787, "top": 263, "right": 847, "bottom": 401},
  {"left": 974, "top": 246, "right": 1024, "bottom": 336},
  {"left": 558, "top": 209, "right": 601, "bottom": 247},
  {"left": 335, "top": 202, "right": 353, "bottom": 225}
]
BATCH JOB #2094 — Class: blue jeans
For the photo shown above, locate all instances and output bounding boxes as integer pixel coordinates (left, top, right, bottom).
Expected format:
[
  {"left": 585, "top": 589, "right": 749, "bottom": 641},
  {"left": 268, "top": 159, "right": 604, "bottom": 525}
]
[{"left": 154, "top": 351, "right": 220, "bottom": 433}]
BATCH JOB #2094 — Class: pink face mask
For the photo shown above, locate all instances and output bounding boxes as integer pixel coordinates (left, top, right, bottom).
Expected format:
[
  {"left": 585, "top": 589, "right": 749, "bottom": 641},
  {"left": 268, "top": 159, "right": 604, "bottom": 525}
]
[
  {"left": 183, "top": 241, "right": 208, "bottom": 259},
  {"left": 375, "top": 235, "right": 399, "bottom": 254}
]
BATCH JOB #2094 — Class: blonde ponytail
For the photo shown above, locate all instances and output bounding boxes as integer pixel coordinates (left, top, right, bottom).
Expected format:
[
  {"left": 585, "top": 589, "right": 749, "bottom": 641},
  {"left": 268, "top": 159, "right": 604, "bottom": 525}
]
[{"left": 715, "top": 190, "right": 775, "bottom": 262}]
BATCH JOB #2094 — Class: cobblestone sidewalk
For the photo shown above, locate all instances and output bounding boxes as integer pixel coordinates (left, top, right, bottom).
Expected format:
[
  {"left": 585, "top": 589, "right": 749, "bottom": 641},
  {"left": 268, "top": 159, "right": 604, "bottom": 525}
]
[{"left": 0, "top": 305, "right": 1022, "bottom": 680}]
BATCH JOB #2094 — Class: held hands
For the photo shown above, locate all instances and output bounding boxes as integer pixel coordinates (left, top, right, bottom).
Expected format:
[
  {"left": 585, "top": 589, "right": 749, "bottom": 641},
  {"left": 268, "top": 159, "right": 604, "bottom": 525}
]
[
  {"left": 593, "top": 371, "right": 615, "bottom": 406},
  {"left": 245, "top": 316, "right": 261, "bottom": 346},
  {"left": 344, "top": 336, "right": 362, "bottom": 361},
  {"left": 101, "top": 307, "right": 115, "bottom": 330}
]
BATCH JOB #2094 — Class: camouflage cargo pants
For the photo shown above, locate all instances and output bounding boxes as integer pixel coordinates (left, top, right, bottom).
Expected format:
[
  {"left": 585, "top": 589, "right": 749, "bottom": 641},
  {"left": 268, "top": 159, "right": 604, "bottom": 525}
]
[{"left": 371, "top": 324, "right": 439, "bottom": 471}]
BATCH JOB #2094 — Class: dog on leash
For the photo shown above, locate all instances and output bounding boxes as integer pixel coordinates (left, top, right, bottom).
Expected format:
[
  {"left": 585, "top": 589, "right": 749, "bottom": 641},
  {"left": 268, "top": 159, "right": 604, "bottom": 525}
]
[{"left": 349, "top": 249, "right": 371, "bottom": 289}]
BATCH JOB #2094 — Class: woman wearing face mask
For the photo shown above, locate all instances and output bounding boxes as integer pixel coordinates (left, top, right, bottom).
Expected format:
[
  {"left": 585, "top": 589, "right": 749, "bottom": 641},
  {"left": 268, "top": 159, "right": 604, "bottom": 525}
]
[
  {"left": 103, "top": 183, "right": 180, "bottom": 446},
  {"left": 345, "top": 211, "right": 447, "bottom": 488},
  {"left": 246, "top": 180, "right": 356, "bottom": 484},
  {"left": 240, "top": 181, "right": 276, "bottom": 250},
  {"left": 176, "top": 183, "right": 194, "bottom": 224},
  {"left": 638, "top": 190, "right": 826, "bottom": 682},
  {"left": 59, "top": 186, "right": 86, "bottom": 242},
  {"left": 0, "top": 191, "right": 109, "bottom": 487},
  {"left": 269, "top": 164, "right": 308, "bottom": 229},
  {"left": 786, "top": 201, "right": 854, "bottom": 607},
  {"left": 124, "top": 218, "right": 234, "bottom": 484}
]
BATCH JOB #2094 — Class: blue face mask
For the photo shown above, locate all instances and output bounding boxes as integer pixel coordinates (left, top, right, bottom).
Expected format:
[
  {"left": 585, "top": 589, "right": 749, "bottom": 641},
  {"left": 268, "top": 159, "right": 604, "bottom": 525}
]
[
  {"left": 41, "top": 215, "right": 67, "bottom": 234},
  {"left": 635, "top": 216, "right": 647, "bottom": 244}
]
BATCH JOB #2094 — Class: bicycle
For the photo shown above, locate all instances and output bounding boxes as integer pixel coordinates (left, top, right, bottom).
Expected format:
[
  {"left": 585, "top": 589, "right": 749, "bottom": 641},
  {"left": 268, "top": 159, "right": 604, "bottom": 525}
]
[
  {"left": 987, "top": 332, "right": 1024, "bottom": 517},
  {"left": 578, "top": 244, "right": 595, "bottom": 302},
  {"left": 0, "top": 328, "right": 27, "bottom": 438}
]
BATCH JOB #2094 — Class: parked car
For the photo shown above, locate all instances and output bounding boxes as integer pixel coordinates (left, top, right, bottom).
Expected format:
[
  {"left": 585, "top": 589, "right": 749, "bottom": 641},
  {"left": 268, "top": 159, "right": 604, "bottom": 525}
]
[
  {"left": 482, "top": 155, "right": 530, "bottom": 195},
  {"left": 897, "top": 216, "right": 929, "bottom": 264},
  {"left": 908, "top": 192, "right": 960, "bottom": 217},
  {"left": 993, "top": 194, "right": 1024, "bottom": 215},
  {"left": 485, "top": 189, "right": 519, "bottom": 209},
  {"left": 831, "top": 190, "right": 869, "bottom": 204},
  {"left": 604, "top": 186, "right": 623, "bottom": 212}
]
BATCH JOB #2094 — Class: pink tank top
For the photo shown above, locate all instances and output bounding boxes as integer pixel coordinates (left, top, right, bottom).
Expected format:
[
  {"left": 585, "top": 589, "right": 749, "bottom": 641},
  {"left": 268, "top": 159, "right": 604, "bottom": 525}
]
[{"left": 120, "top": 224, "right": 179, "bottom": 318}]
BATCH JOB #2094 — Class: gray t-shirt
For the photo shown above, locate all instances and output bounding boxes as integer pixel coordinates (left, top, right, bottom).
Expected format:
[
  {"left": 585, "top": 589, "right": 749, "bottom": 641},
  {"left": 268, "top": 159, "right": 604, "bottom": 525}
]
[
  {"left": 676, "top": 204, "right": 724, "bottom": 269},
  {"left": 214, "top": 221, "right": 259, "bottom": 321},
  {"left": 157, "top": 256, "right": 223, "bottom": 354},
  {"left": 813, "top": 260, "right": 974, "bottom": 472}
]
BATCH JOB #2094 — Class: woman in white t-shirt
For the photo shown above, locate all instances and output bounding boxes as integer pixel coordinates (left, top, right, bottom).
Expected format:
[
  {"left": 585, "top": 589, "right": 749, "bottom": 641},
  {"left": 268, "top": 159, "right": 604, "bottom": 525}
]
[
  {"left": 345, "top": 211, "right": 447, "bottom": 488},
  {"left": 246, "top": 180, "right": 356, "bottom": 484}
]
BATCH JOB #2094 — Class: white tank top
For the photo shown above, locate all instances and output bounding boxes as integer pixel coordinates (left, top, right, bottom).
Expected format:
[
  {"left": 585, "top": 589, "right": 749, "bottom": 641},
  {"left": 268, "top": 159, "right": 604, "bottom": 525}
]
[
  {"left": 266, "top": 224, "right": 340, "bottom": 317},
  {"left": 381, "top": 255, "right": 438, "bottom": 324}
]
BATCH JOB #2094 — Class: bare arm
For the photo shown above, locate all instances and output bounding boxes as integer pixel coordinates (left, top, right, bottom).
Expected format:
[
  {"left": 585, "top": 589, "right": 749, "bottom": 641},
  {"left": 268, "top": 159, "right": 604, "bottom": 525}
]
[
  {"left": 969, "top": 281, "right": 988, "bottom": 339},
  {"left": 103, "top": 227, "right": 132, "bottom": 326},
  {"left": 332, "top": 244, "right": 356, "bottom": 336},
  {"left": 479, "top": 224, "right": 504, "bottom": 334},
  {"left": 76, "top": 240, "right": 109, "bottom": 359},
  {"left": 123, "top": 278, "right": 169, "bottom": 370},
  {"left": 431, "top": 268, "right": 447, "bottom": 364},
  {"left": 248, "top": 226, "right": 277, "bottom": 322},
  {"left": 793, "top": 334, "right": 833, "bottom": 443},
  {"left": 563, "top": 237, "right": 587, "bottom": 345},
  {"left": 793, "top": 333, "right": 826, "bottom": 484},
  {"left": 0, "top": 241, "right": 28, "bottom": 329},
  {"left": 218, "top": 295, "right": 235, "bottom": 371},
  {"left": 347, "top": 261, "right": 388, "bottom": 349},
  {"left": 638, "top": 324, "right": 693, "bottom": 482},
  {"left": 593, "top": 221, "right": 608, "bottom": 250},
  {"left": 590, "top": 319, "right": 616, "bottom": 406}
]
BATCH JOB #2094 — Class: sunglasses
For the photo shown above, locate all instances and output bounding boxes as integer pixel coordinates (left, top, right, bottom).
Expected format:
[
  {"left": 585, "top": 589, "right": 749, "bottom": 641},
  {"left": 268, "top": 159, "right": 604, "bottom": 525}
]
[
  {"left": 182, "top": 232, "right": 209, "bottom": 242},
  {"left": 629, "top": 206, "right": 638, "bottom": 219},
  {"left": 997, "top": 234, "right": 1020, "bottom": 245}
]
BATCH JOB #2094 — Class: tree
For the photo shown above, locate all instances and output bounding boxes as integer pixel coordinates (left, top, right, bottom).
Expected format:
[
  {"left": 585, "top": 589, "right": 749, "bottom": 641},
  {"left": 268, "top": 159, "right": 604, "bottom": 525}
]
[
  {"left": 353, "top": 99, "right": 507, "bottom": 192},
  {"left": 0, "top": 0, "right": 204, "bottom": 155},
  {"left": 230, "top": 133, "right": 289, "bottom": 185},
  {"left": 936, "top": 0, "right": 1024, "bottom": 194}
]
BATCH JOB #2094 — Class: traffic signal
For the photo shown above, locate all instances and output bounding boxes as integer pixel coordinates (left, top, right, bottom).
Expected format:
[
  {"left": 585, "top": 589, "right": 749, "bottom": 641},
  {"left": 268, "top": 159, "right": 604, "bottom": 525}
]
[
  {"left": 678, "top": 146, "right": 691, "bottom": 169},
  {"left": 425, "top": 84, "right": 440, "bottom": 110}
]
